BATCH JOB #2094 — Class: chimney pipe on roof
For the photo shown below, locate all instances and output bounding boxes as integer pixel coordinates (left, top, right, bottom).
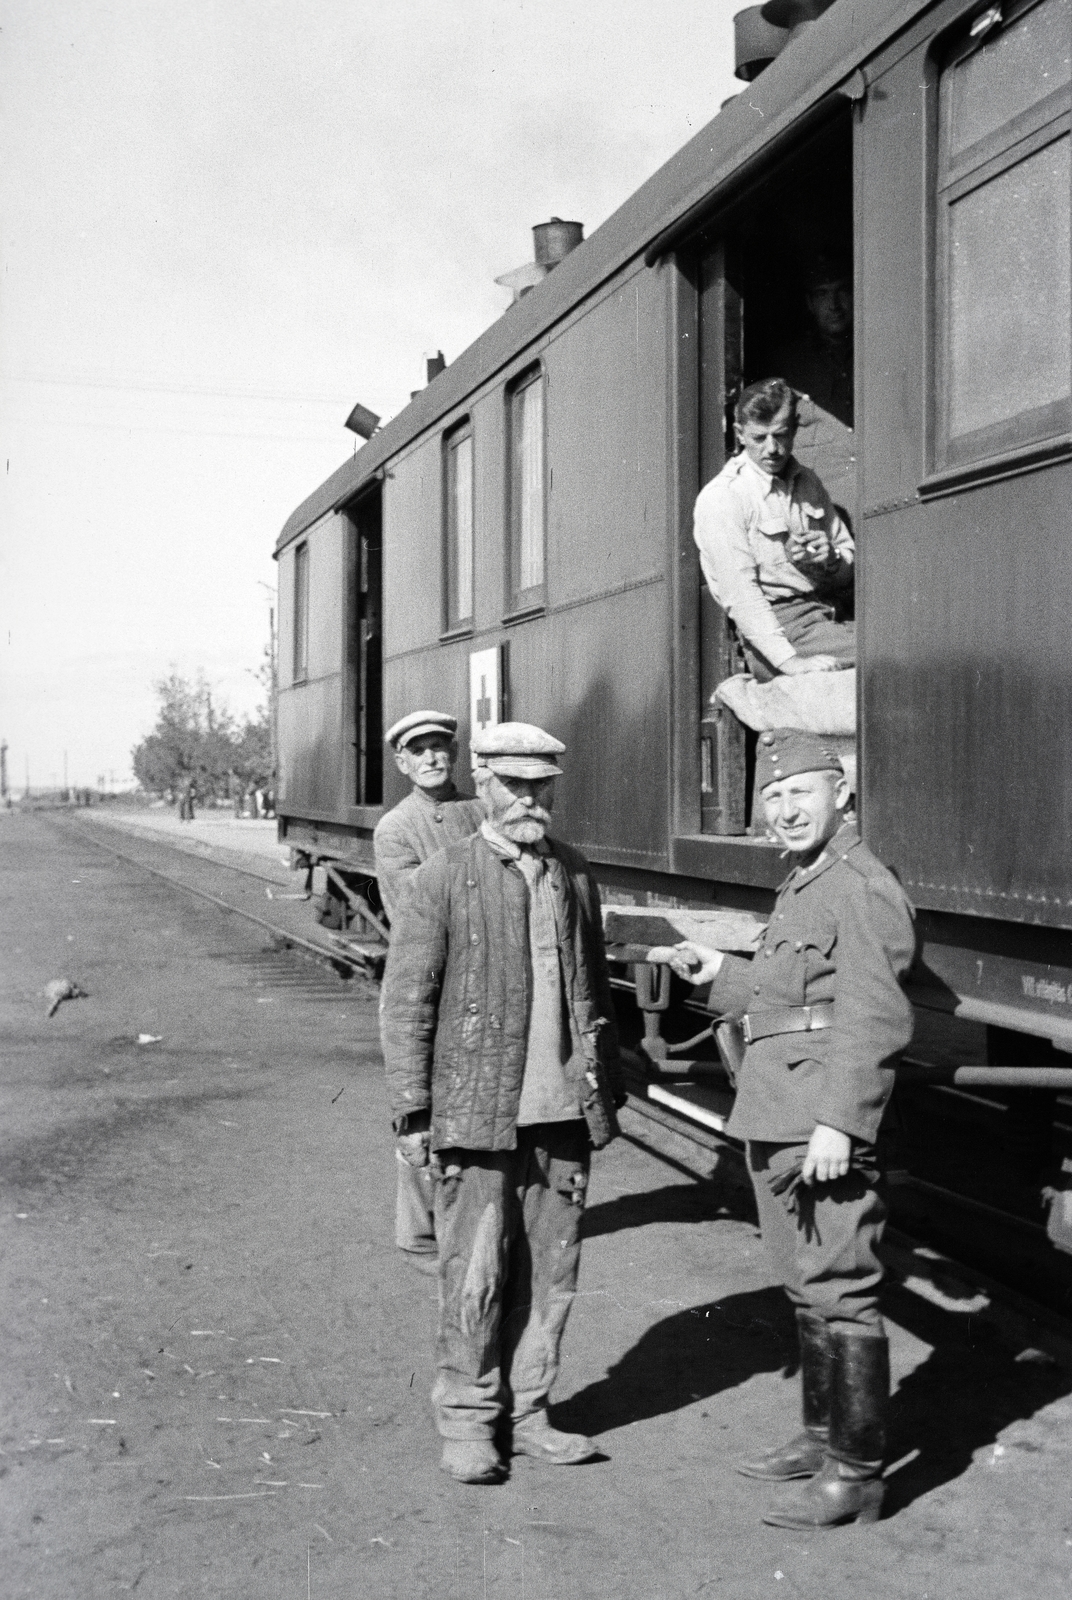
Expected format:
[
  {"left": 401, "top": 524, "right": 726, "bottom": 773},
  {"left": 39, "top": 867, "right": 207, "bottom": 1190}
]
[
  {"left": 344, "top": 401, "right": 381, "bottom": 439},
  {"left": 426, "top": 351, "right": 446, "bottom": 383},
  {"left": 760, "top": 0, "right": 837, "bottom": 38},
  {"left": 496, "top": 218, "right": 585, "bottom": 304},
  {"left": 733, "top": 6, "right": 790, "bottom": 80},
  {"left": 532, "top": 218, "right": 584, "bottom": 267}
]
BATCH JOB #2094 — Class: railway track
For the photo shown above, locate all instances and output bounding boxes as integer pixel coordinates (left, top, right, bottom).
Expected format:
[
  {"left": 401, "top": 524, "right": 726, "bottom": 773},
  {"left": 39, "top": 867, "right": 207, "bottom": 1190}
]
[
  {"left": 55, "top": 811, "right": 1072, "bottom": 1368},
  {"left": 62, "top": 813, "right": 379, "bottom": 979}
]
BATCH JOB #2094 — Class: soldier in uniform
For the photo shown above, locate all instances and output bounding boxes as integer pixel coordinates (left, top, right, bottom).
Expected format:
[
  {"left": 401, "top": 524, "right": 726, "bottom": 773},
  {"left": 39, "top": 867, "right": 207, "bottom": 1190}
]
[
  {"left": 374, "top": 710, "right": 484, "bottom": 1266},
  {"left": 654, "top": 730, "right": 915, "bottom": 1527},
  {"left": 380, "top": 723, "right": 624, "bottom": 1484}
]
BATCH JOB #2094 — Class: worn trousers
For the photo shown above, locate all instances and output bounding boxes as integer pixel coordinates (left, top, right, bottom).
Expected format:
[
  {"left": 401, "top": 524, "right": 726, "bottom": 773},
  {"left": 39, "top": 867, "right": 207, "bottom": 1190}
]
[
  {"left": 748, "top": 1140, "right": 886, "bottom": 1335},
  {"left": 432, "top": 1121, "right": 590, "bottom": 1441},
  {"left": 747, "top": 594, "right": 856, "bottom": 682},
  {"left": 395, "top": 1149, "right": 437, "bottom": 1254}
]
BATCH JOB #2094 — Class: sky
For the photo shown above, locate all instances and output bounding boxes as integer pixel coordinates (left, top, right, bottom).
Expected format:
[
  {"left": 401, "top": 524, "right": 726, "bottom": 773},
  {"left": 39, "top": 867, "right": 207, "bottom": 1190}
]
[{"left": 0, "top": 0, "right": 739, "bottom": 791}]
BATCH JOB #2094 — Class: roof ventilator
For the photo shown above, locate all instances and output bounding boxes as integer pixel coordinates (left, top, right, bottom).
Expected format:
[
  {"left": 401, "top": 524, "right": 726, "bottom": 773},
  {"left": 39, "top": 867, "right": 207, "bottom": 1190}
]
[
  {"left": 495, "top": 217, "right": 585, "bottom": 304},
  {"left": 731, "top": 0, "right": 837, "bottom": 82}
]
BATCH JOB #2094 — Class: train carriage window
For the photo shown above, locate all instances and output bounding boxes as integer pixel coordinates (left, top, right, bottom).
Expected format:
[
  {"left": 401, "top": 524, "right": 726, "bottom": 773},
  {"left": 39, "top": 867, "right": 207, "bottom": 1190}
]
[
  {"left": 443, "top": 422, "right": 474, "bottom": 630},
  {"left": 936, "top": 0, "right": 1072, "bottom": 468},
  {"left": 293, "top": 540, "right": 309, "bottom": 682},
  {"left": 507, "top": 367, "right": 546, "bottom": 612},
  {"left": 352, "top": 493, "right": 383, "bottom": 804}
]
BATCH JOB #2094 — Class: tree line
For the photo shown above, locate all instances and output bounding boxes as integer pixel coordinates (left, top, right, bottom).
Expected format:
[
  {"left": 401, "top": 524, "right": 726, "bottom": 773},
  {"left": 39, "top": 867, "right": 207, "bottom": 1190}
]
[{"left": 131, "top": 665, "right": 273, "bottom": 808}]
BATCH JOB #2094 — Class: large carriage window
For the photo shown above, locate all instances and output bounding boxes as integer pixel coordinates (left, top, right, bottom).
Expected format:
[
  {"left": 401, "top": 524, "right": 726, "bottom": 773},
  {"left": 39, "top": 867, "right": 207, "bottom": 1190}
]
[
  {"left": 936, "top": 0, "right": 1071, "bottom": 468},
  {"left": 293, "top": 540, "right": 309, "bottom": 682},
  {"left": 444, "top": 422, "right": 474, "bottom": 630},
  {"left": 507, "top": 368, "right": 546, "bottom": 612}
]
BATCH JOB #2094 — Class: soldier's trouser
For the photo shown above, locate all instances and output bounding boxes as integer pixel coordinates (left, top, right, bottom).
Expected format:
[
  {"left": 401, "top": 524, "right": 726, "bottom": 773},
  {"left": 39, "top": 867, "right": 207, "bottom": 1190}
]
[
  {"left": 395, "top": 1150, "right": 437, "bottom": 1254},
  {"left": 432, "top": 1121, "right": 589, "bottom": 1441},
  {"left": 748, "top": 1141, "right": 886, "bottom": 1336}
]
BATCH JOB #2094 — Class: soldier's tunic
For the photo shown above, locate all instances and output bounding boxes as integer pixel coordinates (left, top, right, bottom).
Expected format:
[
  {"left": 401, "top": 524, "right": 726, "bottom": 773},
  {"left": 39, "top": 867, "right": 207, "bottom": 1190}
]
[
  {"left": 374, "top": 782, "right": 484, "bottom": 1253},
  {"left": 705, "top": 822, "right": 915, "bottom": 1331}
]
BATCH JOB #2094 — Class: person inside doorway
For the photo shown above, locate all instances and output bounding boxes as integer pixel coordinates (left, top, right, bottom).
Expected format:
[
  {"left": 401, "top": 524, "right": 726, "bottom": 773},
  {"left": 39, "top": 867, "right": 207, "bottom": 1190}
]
[
  {"left": 693, "top": 378, "right": 855, "bottom": 682},
  {"left": 777, "top": 252, "right": 854, "bottom": 428}
]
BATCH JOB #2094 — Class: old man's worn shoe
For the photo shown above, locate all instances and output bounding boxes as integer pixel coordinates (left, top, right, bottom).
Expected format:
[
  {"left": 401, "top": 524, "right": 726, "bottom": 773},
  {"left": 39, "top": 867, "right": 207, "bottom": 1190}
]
[
  {"left": 440, "top": 1439, "right": 504, "bottom": 1484},
  {"left": 511, "top": 1413, "right": 599, "bottom": 1465}
]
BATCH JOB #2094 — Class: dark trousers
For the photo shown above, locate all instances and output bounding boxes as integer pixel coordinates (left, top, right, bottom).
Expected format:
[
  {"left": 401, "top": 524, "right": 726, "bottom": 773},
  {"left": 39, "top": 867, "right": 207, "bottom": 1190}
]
[
  {"left": 748, "top": 1140, "right": 886, "bottom": 1335},
  {"left": 432, "top": 1121, "right": 590, "bottom": 1441},
  {"left": 746, "top": 594, "right": 856, "bottom": 682}
]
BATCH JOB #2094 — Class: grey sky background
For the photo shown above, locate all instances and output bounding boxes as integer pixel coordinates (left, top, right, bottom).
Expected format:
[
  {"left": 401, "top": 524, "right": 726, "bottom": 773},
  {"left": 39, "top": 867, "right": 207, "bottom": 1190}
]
[{"left": 1, "top": 0, "right": 738, "bottom": 790}]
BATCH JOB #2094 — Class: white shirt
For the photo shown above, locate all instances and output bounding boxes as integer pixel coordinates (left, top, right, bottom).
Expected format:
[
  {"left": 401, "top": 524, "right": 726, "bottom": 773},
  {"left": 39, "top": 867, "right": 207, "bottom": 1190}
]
[{"left": 693, "top": 453, "right": 854, "bottom": 668}]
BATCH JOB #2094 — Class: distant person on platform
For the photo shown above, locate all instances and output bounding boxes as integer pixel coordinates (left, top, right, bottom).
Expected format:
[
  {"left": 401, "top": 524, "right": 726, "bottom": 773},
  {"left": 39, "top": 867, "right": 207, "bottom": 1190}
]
[
  {"left": 693, "top": 378, "right": 855, "bottom": 682},
  {"left": 373, "top": 710, "right": 484, "bottom": 1269},
  {"left": 779, "top": 253, "right": 854, "bottom": 428},
  {"left": 178, "top": 776, "right": 197, "bottom": 822},
  {"left": 380, "top": 722, "right": 624, "bottom": 1484}
]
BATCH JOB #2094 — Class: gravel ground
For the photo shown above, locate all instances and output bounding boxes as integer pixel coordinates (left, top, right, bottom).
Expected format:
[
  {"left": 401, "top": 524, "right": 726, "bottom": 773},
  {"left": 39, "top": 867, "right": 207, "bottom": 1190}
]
[{"left": 3, "top": 808, "right": 1072, "bottom": 1599}]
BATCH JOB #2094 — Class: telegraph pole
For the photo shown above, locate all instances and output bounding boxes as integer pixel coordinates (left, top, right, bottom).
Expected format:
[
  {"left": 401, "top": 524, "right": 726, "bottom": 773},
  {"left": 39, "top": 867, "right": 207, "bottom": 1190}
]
[
  {"left": 257, "top": 581, "right": 278, "bottom": 809},
  {"left": 269, "top": 602, "right": 277, "bottom": 797},
  {"left": 0, "top": 740, "right": 8, "bottom": 801}
]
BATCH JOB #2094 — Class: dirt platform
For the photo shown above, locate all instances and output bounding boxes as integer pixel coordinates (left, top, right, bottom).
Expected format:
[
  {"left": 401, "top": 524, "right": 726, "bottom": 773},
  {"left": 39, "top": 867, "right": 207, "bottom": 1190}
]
[{"left": 3, "top": 810, "right": 1072, "bottom": 1599}]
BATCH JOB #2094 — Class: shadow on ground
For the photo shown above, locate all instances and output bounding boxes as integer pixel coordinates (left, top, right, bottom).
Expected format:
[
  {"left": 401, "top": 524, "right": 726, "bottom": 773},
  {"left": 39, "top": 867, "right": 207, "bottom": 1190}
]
[
  {"left": 582, "top": 1173, "right": 758, "bottom": 1241},
  {"left": 881, "top": 1282, "right": 1072, "bottom": 1515},
  {"left": 555, "top": 1239, "right": 1072, "bottom": 1520},
  {"left": 554, "top": 1286, "right": 797, "bottom": 1437}
]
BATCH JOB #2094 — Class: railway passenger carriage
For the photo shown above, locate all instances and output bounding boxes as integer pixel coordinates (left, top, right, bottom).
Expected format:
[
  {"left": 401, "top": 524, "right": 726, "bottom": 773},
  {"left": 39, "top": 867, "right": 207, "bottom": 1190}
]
[{"left": 274, "top": 0, "right": 1072, "bottom": 1301}]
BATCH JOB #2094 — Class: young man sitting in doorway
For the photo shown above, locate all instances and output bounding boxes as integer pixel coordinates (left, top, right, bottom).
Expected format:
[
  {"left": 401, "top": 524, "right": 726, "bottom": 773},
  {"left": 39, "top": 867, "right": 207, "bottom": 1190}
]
[{"left": 693, "top": 377, "right": 855, "bottom": 683}]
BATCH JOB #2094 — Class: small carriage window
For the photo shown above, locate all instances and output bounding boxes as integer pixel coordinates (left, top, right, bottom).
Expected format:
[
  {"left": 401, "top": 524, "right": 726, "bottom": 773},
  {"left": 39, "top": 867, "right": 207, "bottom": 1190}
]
[
  {"left": 444, "top": 423, "right": 474, "bottom": 630},
  {"left": 936, "top": 0, "right": 1071, "bottom": 468},
  {"left": 293, "top": 540, "right": 309, "bottom": 682},
  {"left": 947, "top": 0, "right": 1070, "bottom": 157},
  {"left": 507, "top": 368, "right": 546, "bottom": 611}
]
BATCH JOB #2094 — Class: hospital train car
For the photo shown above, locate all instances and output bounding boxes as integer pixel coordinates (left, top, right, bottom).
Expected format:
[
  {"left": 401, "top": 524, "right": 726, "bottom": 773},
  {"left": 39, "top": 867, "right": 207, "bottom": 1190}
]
[{"left": 272, "top": 0, "right": 1072, "bottom": 1305}]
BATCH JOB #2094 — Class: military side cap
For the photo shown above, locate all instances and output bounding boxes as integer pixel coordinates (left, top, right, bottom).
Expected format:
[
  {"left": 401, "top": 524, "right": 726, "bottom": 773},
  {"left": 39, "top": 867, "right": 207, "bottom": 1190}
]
[
  {"left": 756, "top": 728, "right": 844, "bottom": 791},
  {"left": 385, "top": 709, "right": 458, "bottom": 750},
  {"left": 471, "top": 721, "right": 565, "bottom": 779}
]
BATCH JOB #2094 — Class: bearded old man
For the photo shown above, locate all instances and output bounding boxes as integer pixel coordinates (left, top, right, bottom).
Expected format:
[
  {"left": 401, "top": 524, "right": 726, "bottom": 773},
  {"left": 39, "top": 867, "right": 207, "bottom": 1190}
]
[{"left": 379, "top": 721, "right": 625, "bottom": 1483}]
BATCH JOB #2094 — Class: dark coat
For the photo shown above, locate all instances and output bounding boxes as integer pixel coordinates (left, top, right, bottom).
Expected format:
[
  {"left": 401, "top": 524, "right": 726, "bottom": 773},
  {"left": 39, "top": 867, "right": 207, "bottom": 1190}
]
[
  {"left": 708, "top": 823, "right": 916, "bottom": 1145},
  {"left": 380, "top": 832, "right": 623, "bottom": 1152}
]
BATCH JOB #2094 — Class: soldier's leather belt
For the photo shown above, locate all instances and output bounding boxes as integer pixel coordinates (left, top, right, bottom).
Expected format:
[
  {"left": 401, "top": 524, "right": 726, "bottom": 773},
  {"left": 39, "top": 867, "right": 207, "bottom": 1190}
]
[{"left": 741, "top": 1004, "right": 834, "bottom": 1045}]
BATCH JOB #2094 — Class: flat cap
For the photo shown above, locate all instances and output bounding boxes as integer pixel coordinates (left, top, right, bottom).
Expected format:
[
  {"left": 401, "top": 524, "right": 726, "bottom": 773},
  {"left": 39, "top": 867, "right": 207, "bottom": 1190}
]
[
  {"left": 755, "top": 728, "right": 844, "bottom": 791},
  {"left": 471, "top": 721, "right": 564, "bottom": 779},
  {"left": 385, "top": 709, "right": 458, "bottom": 750}
]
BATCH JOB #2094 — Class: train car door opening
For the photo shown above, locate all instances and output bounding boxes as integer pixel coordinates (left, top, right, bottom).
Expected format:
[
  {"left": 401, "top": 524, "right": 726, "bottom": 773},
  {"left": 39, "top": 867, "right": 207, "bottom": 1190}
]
[
  {"left": 352, "top": 488, "right": 383, "bottom": 805},
  {"left": 692, "top": 110, "right": 855, "bottom": 836}
]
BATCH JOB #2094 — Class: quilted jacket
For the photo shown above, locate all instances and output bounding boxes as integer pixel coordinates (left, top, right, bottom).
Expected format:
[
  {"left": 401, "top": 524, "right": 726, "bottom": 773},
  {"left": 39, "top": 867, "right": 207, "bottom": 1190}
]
[{"left": 380, "top": 831, "right": 624, "bottom": 1152}]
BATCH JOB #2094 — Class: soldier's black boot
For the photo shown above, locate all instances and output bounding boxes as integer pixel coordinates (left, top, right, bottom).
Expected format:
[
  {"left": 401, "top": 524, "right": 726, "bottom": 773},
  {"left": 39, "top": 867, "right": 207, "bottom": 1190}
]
[
  {"left": 762, "top": 1331, "right": 888, "bottom": 1528},
  {"left": 737, "top": 1311, "right": 833, "bottom": 1480}
]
